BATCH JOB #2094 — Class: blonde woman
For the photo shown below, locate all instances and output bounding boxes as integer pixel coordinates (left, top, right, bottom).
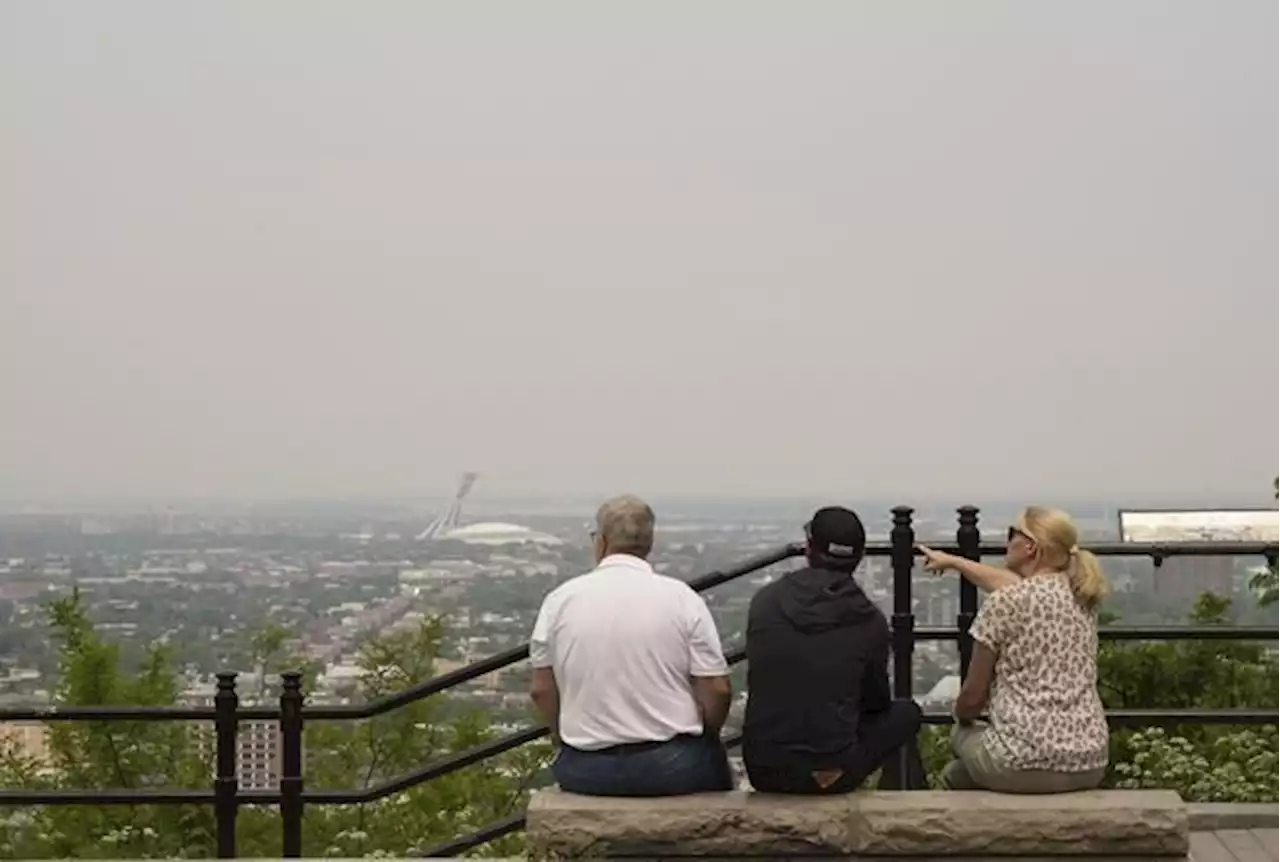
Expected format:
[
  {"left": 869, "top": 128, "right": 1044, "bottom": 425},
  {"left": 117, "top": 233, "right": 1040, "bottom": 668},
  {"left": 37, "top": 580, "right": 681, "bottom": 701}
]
[{"left": 916, "top": 506, "right": 1110, "bottom": 793}]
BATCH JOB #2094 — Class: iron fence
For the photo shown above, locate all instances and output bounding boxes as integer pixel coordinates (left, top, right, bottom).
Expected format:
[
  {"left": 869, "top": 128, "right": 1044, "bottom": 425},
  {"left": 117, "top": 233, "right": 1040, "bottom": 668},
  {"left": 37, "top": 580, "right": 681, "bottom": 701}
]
[{"left": 0, "top": 506, "right": 1275, "bottom": 858}]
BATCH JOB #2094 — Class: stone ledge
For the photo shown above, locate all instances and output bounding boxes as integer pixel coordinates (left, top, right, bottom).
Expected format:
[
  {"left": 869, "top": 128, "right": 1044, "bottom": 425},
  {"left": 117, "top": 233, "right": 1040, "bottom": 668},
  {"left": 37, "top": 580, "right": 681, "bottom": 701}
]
[
  {"left": 526, "top": 789, "right": 1189, "bottom": 858},
  {"left": 1187, "top": 802, "right": 1278, "bottom": 831}
]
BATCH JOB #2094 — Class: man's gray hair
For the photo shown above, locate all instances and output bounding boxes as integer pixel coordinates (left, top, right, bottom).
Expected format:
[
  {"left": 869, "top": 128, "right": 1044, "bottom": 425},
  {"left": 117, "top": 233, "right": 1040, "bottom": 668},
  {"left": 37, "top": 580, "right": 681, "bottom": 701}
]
[{"left": 595, "top": 494, "right": 656, "bottom": 557}]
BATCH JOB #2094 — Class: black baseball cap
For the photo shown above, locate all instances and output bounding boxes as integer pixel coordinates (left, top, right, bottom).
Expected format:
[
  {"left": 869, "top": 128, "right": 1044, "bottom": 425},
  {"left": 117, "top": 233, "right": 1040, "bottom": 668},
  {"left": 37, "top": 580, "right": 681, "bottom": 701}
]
[{"left": 805, "top": 506, "right": 867, "bottom": 564}]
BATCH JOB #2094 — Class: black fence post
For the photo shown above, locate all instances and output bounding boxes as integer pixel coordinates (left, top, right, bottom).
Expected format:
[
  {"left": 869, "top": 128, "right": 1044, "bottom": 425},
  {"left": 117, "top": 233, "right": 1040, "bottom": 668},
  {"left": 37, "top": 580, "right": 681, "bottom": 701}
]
[
  {"left": 213, "top": 671, "right": 239, "bottom": 859},
  {"left": 886, "top": 505, "right": 915, "bottom": 790},
  {"left": 956, "top": 506, "right": 981, "bottom": 678},
  {"left": 280, "top": 671, "right": 304, "bottom": 859}
]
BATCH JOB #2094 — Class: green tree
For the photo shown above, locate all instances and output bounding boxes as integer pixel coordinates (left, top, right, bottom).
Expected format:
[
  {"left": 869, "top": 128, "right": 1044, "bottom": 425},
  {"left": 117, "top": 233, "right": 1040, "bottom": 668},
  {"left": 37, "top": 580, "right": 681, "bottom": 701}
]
[
  {"left": 0, "top": 591, "right": 551, "bottom": 860},
  {"left": 278, "top": 616, "right": 552, "bottom": 858},
  {"left": 0, "top": 589, "right": 215, "bottom": 859},
  {"left": 1246, "top": 477, "right": 1278, "bottom": 606},
  {"left": 1249, "top": 550, "right": 1280, "bottom": 604}
]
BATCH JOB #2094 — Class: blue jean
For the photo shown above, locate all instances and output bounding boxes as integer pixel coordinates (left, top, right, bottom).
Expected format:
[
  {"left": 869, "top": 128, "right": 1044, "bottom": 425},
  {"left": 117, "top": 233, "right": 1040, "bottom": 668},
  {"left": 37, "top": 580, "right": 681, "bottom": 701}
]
[{"left": 552, "top": 733, "right": 735, "bottom": 796}]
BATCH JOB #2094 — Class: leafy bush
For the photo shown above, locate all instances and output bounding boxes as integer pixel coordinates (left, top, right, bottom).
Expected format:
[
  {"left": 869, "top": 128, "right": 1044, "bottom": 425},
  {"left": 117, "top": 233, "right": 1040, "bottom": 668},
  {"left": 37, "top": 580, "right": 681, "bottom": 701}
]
[{"left": 1111, "top": 726, "right": 1277, "bottom": 802}]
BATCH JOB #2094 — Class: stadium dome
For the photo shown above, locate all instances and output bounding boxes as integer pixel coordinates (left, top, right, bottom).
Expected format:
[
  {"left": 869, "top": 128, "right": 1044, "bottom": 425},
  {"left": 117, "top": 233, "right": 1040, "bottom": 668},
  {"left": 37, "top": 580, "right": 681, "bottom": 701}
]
[{"left": 440, "top": 522, "right": 563, "bottom": 546}]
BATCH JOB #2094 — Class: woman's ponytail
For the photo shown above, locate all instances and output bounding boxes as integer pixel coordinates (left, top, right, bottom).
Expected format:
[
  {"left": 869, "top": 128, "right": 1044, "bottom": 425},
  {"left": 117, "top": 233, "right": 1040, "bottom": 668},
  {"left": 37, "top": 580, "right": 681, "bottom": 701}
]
[{"left": 1069, "top": 547, "right": 1109, "bottom": 610}]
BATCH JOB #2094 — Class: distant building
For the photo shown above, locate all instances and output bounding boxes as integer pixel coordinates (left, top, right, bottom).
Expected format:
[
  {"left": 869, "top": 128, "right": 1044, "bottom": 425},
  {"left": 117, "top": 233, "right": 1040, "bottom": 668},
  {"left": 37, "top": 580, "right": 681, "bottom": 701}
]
[
  {"left": 439, "top": 522, "right": 563, "bottom": 546},
  {"left": 0, "top": 721, "right": 48, "bottom": 766},
  {"left": 182, "top": 682, "right": 283, "bottom": 791}
]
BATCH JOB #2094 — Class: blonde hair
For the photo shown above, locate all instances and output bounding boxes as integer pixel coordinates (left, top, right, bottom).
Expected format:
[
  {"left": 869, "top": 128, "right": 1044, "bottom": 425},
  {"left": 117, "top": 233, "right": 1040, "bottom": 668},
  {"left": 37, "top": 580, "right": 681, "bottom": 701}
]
[{"left": 1017, "top": 505, "right": 1109, "bottom": 610}]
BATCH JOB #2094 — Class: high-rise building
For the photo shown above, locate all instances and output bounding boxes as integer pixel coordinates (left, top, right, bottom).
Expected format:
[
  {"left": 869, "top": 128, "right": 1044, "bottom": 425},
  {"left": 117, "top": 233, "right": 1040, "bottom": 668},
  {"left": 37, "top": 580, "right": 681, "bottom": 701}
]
[
  {"left": 0, "top": 721, "right": 49, "bottom": 766},
  {"left": 181, "top": 681, "right": 283, "bottom": 791}
]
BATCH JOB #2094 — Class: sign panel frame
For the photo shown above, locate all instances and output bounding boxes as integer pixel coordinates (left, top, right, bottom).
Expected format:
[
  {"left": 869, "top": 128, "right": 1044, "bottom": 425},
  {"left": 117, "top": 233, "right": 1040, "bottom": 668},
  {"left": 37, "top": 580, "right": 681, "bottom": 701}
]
[{"left": 1117, "top": 508, "right": 1279, "bottom": 544}]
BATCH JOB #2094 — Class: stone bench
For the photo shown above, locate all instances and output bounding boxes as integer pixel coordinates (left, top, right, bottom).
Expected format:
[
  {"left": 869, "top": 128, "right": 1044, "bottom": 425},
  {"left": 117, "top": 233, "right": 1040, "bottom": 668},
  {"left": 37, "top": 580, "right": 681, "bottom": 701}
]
[{"left": 526, "top": 788, "right": 1190, "bottom": 859}]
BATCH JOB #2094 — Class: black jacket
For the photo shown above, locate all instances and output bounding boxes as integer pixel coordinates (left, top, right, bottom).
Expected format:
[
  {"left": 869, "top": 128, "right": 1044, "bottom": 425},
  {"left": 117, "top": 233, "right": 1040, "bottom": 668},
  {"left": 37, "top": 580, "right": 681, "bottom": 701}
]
[{"left": 742, "top": 565, "right": 891, "bottom": 768}]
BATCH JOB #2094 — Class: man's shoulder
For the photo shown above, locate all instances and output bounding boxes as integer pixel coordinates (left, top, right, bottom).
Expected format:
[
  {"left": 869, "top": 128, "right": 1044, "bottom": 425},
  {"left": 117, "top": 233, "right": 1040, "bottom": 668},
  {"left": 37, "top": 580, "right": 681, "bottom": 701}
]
[
  {"left": 848, "top": 595, "right": 890, "bottom": 634},
  {"left": 649, "top": 572, "right": 709, "bottom": 609},
  {"left": 745, "top": 576, "right": 792, "bottom": 629},
  {"left": 541, "top": 567, "right": 697, "bottom": 602},
  {"left": 747, "top": 575, "right": 782, "bottom": 609},
  {"left": 538, "top": 569, "right": 598, "bottom": 607}
]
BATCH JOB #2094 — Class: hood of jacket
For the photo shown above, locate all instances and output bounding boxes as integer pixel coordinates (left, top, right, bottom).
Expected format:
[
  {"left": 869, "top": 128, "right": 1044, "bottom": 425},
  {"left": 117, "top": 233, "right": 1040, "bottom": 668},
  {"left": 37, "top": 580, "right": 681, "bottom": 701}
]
[{"left": 774, "top": 565, "right": 880, "bottom": 632}]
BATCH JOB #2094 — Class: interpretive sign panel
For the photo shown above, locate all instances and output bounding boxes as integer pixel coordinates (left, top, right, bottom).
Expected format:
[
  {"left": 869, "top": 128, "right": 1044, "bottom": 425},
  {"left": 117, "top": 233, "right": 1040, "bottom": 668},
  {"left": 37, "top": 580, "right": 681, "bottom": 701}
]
[{"left": 1118, "top": 508, "right": 1279, "bottom": 543}]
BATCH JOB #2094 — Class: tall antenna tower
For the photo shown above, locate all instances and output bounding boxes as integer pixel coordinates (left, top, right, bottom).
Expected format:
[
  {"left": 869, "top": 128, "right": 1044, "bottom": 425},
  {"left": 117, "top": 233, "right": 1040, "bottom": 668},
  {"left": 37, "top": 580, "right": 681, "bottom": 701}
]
[{"left": 416, "top": 472, "right": 479, "bottom": 541}]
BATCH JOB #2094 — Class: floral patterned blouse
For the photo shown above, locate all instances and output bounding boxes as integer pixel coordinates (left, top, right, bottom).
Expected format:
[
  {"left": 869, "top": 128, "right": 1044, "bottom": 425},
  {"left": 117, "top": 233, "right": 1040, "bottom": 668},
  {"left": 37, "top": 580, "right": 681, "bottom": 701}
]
[{"left": 969, "top": 571, "right": 1110, "bottom": 772}]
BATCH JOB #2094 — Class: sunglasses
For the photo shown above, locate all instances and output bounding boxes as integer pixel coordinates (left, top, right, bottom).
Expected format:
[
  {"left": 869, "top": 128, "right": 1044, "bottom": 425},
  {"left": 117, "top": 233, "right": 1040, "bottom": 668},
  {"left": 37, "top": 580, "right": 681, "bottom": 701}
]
[{"left": 1007, "top": 525, "right": 1032, "bottom": 543}]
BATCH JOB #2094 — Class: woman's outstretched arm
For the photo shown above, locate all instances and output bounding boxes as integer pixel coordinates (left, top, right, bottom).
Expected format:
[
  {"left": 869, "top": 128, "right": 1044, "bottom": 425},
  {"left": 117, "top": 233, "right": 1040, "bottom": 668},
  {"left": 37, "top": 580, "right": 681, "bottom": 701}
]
[
  {"left": 917, "top": 545, "right": 1021, "bottom": 593},
  {"left": 952, "top": 557, "right": 1021, "bottom": 592}
]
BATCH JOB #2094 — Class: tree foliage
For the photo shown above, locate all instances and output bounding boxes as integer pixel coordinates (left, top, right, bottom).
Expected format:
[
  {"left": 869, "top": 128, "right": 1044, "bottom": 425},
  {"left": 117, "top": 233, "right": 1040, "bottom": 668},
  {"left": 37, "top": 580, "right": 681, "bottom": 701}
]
[
  {"left": 0, "top": 589, "right": 216, "bottom": 858},
  {"left": 1111, "top": 726, "right": 1277, "bottom": 802},
  {"left": 1249, "top": 550, "right": 1280, "bottom": 604},
  {"left": 1098, "top": 591, "right": 1277, "bottom": 801},
  {"left": 0, "top": 591, "right": 551, "bottom": 859},
  {"left": 284, "top": 617, "right": 552, "bottom": 858}
]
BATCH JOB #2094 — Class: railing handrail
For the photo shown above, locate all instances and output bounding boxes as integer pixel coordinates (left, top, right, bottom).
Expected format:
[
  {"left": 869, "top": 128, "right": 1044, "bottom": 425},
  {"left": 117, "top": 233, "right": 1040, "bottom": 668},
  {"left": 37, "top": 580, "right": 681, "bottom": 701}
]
[
  {"left": 1, "top": 540, "right": 1272, "bottom": 724},
  {"left": 5, "top": 704, "right": 1274, "bottom": 810},
  {"left": 311, "top": 538, "right": 1271, "bottom": 719}
]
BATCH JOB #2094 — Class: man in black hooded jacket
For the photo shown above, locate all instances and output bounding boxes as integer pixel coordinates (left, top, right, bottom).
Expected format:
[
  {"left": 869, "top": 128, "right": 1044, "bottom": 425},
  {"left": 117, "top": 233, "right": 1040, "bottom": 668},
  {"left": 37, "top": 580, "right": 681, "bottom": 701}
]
[{"left": 742, "top": 506, "right": 925, "bottom": 793}]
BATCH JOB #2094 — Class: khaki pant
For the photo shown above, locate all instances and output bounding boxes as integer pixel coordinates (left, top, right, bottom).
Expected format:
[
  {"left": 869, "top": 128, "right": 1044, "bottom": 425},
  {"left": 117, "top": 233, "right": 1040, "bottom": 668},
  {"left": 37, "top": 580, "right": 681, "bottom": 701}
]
[{"left": 939, "top": 723, "right": 1106, "bottom": 794}]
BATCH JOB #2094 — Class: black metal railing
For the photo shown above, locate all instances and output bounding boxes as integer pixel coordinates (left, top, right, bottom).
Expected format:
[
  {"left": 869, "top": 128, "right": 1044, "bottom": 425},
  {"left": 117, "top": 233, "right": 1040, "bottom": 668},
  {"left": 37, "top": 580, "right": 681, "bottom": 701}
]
[{"left": 0, "top": 506, "right": 1275, "bottom": 858}]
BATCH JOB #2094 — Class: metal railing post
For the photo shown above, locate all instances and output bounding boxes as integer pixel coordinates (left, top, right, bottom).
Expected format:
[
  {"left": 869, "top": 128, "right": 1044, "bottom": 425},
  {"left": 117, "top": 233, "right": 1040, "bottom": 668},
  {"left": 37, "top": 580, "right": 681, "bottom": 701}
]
[
  {"left": 887, "top": 505, "right": 916, "bottom": 790},
  {"left": 955, "top": 506, "right": 981, "bottom": 678},
  {"left": 213, "top": 671, "right": 239, "bottom": 859},
  {"left": 280, "top": 671, "right": 304, "bottom": 859}
]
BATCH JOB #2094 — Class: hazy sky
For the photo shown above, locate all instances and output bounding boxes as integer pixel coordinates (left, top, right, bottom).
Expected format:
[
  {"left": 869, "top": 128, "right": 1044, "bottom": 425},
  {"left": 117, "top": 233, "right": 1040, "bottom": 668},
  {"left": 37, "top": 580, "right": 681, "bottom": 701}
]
[{"left": 3, "top": 1, "right": 1276, "bottom": 505}]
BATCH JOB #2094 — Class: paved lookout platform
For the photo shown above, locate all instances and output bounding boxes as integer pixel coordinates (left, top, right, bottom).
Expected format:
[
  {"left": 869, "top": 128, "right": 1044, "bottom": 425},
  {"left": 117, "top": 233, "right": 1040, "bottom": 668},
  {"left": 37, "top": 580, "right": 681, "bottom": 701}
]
[{"left": 526, "top": 788, "right": 1192, "bottom": 858}]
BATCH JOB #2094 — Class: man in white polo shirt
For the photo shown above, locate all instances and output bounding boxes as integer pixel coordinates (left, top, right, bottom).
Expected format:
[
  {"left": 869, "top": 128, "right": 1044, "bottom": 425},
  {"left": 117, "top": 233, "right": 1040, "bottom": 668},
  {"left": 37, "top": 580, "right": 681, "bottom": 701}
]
[{"left": 528, "top": 494, "right": 734, "bottom": 796}]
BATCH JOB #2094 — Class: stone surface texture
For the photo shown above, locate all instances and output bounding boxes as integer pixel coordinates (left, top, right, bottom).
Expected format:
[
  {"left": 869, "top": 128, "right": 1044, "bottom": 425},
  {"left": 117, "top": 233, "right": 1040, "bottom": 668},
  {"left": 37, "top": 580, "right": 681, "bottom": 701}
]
[
  {"left": 525, "top": 788, "right": 1190, "bottom": 858},
  {"left": 1187, "top": 803, "right": 1279, "bottom": 831}
]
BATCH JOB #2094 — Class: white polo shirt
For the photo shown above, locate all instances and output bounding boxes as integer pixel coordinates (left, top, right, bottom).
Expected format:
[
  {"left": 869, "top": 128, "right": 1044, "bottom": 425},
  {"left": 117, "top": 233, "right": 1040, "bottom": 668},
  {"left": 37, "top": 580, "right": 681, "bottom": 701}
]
[{"left": 529, "top": 554, "right": 729, "bottom": 751}]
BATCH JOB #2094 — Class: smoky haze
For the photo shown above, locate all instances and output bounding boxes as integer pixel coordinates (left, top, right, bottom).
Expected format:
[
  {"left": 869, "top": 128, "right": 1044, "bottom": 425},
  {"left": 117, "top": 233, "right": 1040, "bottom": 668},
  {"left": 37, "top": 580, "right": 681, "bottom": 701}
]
[{"left": 2, "top": 1, "right": 1276, "bottom": 506}]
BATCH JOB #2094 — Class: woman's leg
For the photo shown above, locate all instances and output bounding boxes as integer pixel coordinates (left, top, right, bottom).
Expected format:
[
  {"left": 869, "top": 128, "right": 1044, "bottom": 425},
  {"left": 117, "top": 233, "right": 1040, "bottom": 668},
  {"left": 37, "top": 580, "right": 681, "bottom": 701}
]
[
  {"left": 984, "top": 765, "right": 1108, "bottom": 794},
  {"left": 942, "top": 726, "right": 1109, "bottom": 794},
  {"left": 939, "top": 758, "right": 979, "bottom": 789},
  {"left": 939, "top": 723, "right": 987, "bottom": 789}
]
